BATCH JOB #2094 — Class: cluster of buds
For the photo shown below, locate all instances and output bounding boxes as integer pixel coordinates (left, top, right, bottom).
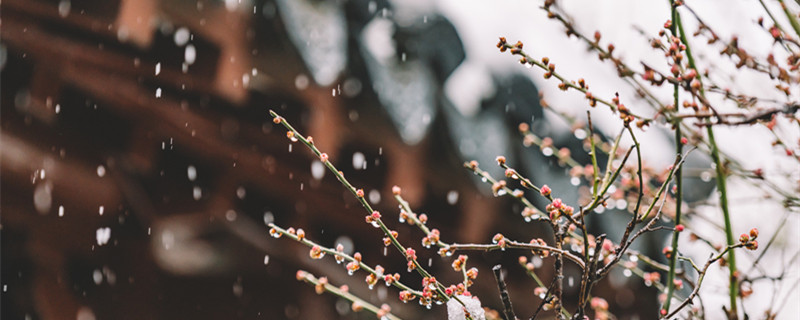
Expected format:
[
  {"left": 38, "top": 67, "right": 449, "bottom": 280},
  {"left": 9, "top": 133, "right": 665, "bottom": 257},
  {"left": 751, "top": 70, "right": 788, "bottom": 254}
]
[
  {"left": 365, "top": 273, "right": 378, "bottom": 288},
  {"left": 505, "top": 168, "right": 519, "bottom": 179},
  {"left": 491, "top": 180, "right": 507, "bottom": 196},
  {"left": 444, "top": 283, "right": 470, "bottom": 297},
  {"left": 546, "top": 198, "right": 563, "bottom": 216},
  {"left": 398, "top": 210, "right": 410, "bottom": 224},
  {"left": 466, "top": 267, "right": 479, "bottom": 282},
  {"left": 492, "top": 233, "right": 508, "bottom": 249},
  {"left": 309, "top": 245, "right": 325, "bottom": 259},
  {"left": 540, "top": 184, "right": 552, "bottom": 197},
  {"left": 419, "top": 289, "right": 434, "bottom": 308},
  {"left": 366, "top": 265, "right": 385, "bottom": 288},
  {"left": 405, "top": 247, "right": 417, "bottom": 261},
  {"left": 314, "top": 276, "right": 328, "bottom": 294},
  {"left": 546, "top": 198, "right": 574, "bottom": 221},
  {"left": 577, "top": 78, "right": 587, "bottom": 89},
  {"left": 383, "top": 273, "right": 400, "bottom": 286},
  {"left": 364, "top": 211, "right": 381, "bottom": 228},
  {"left": 739, "top": 228, "right": 759, "bottom": 250},
  {"left": 664, "top": 32, "right": 686, "bottom": 63},
  {"left": 419, "top": 278, "right": 441, "bottom": 308},
  {"left": 345, "top": 252, "right": 362, "bottom": 275},
  {"left": 421, "top": 229, "right": 440, "bottom": 248},
  {"left": 452, "top": 255, "right": 468, "bottom": 272},
  {"left": 529, "top": 238, "right": 550, "bottom": 257},
  {"left": 335, "top": 244, "right": 345, "bottom": 264},
  {"left": 422, "top": 276, "right": 438, "bottom": 290},
  {"left": 616, "top": 104, "right": 635, "bottom": 123},
  {"left": 400, "top": 211, "right": 426, "bottom": 226},
  {"left": 269, "top": 227, "right": 281, "bottom": 238},
  {"left": 609, "top": 94, "right": 632, "bottom": 123},
  {"left": 519, "top": 256, "right": 537, "bottom": 272},
  {"left": 511, "top": 41, "right": 523, "bottom": 54},
  {"left": 591, "top": 297, "right": 611, "bottom": 320},
  {"left": 375, "top": 304, "right": 391, "bottom": 319},
  {"left": 543, "top": 61, "right": 555, "bottom": 79},
  {"left": 681, "top": 99, "right": 699, "bottom": 111},
  {"left": 399, "top": 290, "right": 416, "bottom": 303},
  {"left": 438, "top": 246, "right": 455, "bottom": 257},
  {"left": 641, "top": 65, "right": 662, "bottom": 85},
  {"left": 383, "top": 230, "right": 398, "bottom": 246},
  {"left": 346, "top": 261, "right": 360, "bottom": 275},
  {"left": 496, "top": 37, "right": 508, "bottom": 51},
  {"left": 521, "top": 207, "right": 540, "bottom": 221},
  {"left": 643, "top": 271, "right": 661, "bottom": 287}
]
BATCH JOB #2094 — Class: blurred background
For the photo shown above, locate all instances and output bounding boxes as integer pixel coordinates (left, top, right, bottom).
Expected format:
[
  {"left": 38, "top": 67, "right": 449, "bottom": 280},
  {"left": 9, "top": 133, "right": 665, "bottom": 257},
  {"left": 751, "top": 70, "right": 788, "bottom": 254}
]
[{"left": 2, "top": 0, "right": 797, "bottom": 319}]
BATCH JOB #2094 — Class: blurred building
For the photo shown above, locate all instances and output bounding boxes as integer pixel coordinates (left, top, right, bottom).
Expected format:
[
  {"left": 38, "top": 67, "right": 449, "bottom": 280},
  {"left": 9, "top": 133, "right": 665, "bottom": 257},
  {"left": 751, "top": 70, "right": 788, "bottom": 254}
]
[{"left": 1, "top": 1, "right": 670, "bottom": 319}]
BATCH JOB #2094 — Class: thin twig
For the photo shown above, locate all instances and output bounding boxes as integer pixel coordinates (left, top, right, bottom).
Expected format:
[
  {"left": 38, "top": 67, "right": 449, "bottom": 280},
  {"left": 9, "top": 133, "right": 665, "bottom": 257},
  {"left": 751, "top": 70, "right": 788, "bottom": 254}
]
[
  {"left": 296, "top": 270, "right": 402, "bottom": 320},
  {"left": 493, "top": 265, "right": 517, "bottom": 320}
]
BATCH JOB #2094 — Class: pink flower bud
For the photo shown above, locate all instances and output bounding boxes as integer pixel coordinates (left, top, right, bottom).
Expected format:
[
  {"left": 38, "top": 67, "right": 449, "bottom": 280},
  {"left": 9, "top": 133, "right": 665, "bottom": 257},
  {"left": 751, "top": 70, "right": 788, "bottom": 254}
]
[
  {"left": 405, "top": 248, "right": 417, "bottom": 260},
  {"left": 540, "top": 185, "right": 552, "bottom": 197}
]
